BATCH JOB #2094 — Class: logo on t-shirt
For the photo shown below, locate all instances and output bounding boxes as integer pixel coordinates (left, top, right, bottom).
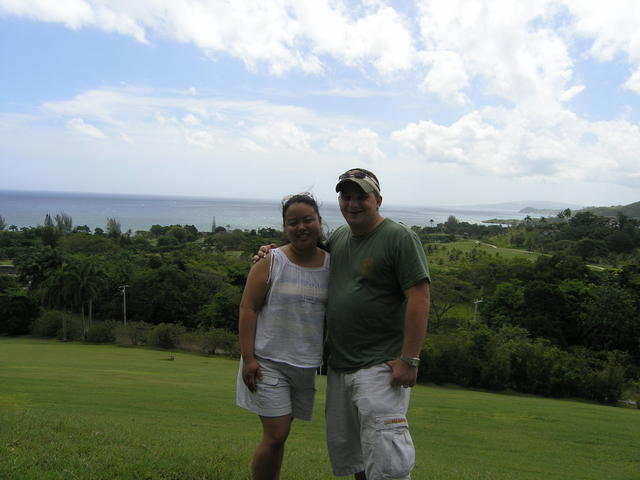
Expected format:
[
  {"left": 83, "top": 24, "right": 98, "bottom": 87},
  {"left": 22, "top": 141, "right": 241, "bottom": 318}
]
[{"left": 360, "top": 256, "right": 374, "bottom": 277}]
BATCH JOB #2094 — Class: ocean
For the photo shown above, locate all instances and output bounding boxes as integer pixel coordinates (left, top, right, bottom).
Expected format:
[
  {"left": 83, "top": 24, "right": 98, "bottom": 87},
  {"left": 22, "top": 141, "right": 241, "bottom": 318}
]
[{"left": 0, "top": 190, "right": 527, "bottom": 233}]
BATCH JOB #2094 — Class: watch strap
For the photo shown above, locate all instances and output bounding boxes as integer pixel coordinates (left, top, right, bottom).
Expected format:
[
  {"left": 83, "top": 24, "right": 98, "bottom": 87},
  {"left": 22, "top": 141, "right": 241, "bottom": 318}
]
[{"left": 400, "top": 354, "right": 420, "bottom": 368}]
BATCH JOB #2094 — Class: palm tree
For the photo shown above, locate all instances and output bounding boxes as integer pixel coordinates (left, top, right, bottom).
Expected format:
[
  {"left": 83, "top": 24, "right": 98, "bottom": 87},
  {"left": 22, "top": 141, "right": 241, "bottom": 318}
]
[
  {"left": 42, "top": 260, "right": 108, "bottom": 338},
  {"left": 74, "top": 259, "right": 108, "bottom": 328},
  {"left": 42, "top": 265, "right": 77, "bottom": 341}
]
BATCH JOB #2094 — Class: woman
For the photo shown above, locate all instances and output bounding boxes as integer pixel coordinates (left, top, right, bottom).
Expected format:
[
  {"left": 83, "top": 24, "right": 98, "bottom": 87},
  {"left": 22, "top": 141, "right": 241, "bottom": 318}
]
[{"left": 236, "top": 193, "right": 329, "bottom": 480}]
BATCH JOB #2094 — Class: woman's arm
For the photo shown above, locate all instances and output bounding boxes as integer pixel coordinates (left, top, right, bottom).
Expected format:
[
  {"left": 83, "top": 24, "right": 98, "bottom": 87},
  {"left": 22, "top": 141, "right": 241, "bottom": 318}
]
[{"left": 238, "top": 254, "right": 271, "bottom": 392}]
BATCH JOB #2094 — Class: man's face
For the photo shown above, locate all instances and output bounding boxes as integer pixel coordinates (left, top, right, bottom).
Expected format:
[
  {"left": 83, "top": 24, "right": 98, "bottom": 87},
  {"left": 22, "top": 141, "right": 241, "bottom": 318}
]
[{"left": 338, "top": 182, "right": 382, "bottom": 234}]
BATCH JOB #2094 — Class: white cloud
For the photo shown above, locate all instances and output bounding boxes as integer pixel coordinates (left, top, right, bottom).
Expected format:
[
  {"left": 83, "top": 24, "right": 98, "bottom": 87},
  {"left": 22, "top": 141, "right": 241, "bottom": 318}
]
[
  {"left": 0, "top": 0, "right": 146, "bottom": 41},
  {"left": 66, "top": 117, "right": 105, "bottom": 139},
  {"left": 563, "top": 0, "right": 640, "bottom": 93},
  {"left": 249, "top": 121, "right": 311, "bottom": 151},
  {"left": 186, "top": 130, "right": 217, "bottom": 149},
  {"left": 565, "top": 0, "right": 640, "bottom": 62},
  {"left": 0, "top": 0, "right": 416, "bottom": 76},
  {"left": 624, "top": 68, "right": 640, "bottom": 94},
  {"left": 183, "top": 113, "right": 200, "bottom": 126},
  {"left": 560, "top": 84, "right": 586, "bottom": 102},
  {"left": 416, "top": 0, "right": 573, "bottom": 106},
  {"left": 329, "top": 128, "right": 384, "bottom": 159},
  {"left": 420, "top": 50, "right": 469, "bottom": 104},
  {"left": 392, "top": 106, "right": 640, "bottom": 188}
]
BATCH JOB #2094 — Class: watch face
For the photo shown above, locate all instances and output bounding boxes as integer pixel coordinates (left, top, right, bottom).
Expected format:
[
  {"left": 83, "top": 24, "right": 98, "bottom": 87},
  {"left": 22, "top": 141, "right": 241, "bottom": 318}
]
[{"left": 402, "top": 355, "right": 420, "bottom": 367}]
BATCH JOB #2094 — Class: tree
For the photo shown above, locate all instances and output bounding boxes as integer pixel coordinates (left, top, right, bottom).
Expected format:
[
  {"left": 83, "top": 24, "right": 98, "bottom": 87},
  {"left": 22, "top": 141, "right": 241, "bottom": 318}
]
[
  {"left": 429, "top": 273, "right": 475, "bottom": 330},
  {"left": 0, "top": 293, "right": 40, "bottom": 335},
  {"left": 581, "top": 285, "right": 639, "bottom": 358},
  {"left": 0, "top": 215, "right": 5, "bottom": 231},
  {"left": 41, "top": 264, "right": 78, "bottom": 340},
  {"left": 106, "top": 218, "right": 122, "bottom": 239},
  {"left": 73, "top": 259, "right": 108, "bottom": 328},
  {"left": 444, "top": 215, "right": 459, "bottom": 233},
  {"left": 41, "top": 259, "right": 107, "bottom": 337},
  {"left": 15, "top": 246, "right": 63, "bottom": 289},
  {"left": 41, "top": 214, "right": 61, "bottom": 247},
  {"left": 606, "top": 231, "right": 634, "bottom": 253},
  {"left": 54, "top": 212, "right": 73, "bottom": 234}
]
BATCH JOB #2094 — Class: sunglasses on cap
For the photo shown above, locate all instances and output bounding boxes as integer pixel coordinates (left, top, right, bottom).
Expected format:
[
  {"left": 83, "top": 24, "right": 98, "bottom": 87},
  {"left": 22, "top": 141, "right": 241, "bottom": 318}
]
[{"left": 338, "top": 171, "right": 380, "bottom": 189}]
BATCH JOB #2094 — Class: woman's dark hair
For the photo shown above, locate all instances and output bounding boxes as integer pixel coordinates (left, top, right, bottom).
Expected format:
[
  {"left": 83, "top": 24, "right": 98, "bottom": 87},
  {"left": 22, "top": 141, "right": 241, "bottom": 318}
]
[{"left": 281, "top": 193, "right": 327, "bottom": 251}]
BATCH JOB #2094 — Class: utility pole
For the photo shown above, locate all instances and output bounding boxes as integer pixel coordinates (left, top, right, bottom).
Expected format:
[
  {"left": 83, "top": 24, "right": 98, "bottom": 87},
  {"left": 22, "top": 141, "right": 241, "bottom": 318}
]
[
  {"left": 473, "top": 298, "right": 483, "bottom": 322},
  {"left": 120, "top": 285, "right": 129, "bottom": 327}
]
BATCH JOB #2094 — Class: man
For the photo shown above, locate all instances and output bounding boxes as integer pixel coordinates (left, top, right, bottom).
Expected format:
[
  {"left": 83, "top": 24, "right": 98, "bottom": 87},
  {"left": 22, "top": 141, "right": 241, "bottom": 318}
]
[{"left": 325, "top": 168, "right": 430, "bottom": 479}]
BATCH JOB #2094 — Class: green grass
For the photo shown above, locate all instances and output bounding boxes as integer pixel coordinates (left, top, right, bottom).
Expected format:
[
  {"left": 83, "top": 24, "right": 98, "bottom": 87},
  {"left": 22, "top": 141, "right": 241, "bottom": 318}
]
[
  {"left": 427, "top": 240, "right": 612, "bottom": 271},
  {"left": 427, "top": 240, "right": 543, "bottom": 265},
  {"left": 1, "top": 338, "right": 639, "bottom": 479}
]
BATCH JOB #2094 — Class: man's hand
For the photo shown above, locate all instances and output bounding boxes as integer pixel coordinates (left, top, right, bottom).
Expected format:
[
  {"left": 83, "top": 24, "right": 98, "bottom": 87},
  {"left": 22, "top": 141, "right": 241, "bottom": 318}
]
[
  {"left": 252, "top": 243, "right": 278, "bottom": 264},
  {"left": 387, "top": 358, "right": 418, "bottom": 388},
  {"left": 242, "top": 357, "right": 262, "bottom": 392}
]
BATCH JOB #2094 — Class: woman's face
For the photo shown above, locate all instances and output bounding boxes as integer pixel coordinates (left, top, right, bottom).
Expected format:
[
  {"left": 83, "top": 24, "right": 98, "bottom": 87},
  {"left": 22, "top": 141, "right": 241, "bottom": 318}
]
[{"left": 283, "top": 201, "right": 321, "bottom": 250}]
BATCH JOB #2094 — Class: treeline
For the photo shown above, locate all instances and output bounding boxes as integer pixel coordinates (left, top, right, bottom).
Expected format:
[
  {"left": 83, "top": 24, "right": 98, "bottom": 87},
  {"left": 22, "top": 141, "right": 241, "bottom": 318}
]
[
  {"left": 416, "top": 211, "right": 640, "bottom": 404},
  {"left": 0, "top": 216, "right": 282, "bottom": 339},
  {"left": 1, "top": 212, "right": 639, "bottom": 405},
  {"left": 421, "top": 253, "right": 639, "bottom": 403}
]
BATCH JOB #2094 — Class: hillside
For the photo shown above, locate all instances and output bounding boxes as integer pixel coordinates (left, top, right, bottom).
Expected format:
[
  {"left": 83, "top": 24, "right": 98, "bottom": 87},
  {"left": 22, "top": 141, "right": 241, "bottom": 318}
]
[{"left": 582, "top": 201, "right": 640, "bottom": 218}]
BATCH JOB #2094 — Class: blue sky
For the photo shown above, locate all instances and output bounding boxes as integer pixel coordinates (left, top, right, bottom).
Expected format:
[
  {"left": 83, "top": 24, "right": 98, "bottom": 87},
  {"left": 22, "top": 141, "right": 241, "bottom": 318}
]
[{"left": 1, "top": 0, "right": 640, "bottom": 208}]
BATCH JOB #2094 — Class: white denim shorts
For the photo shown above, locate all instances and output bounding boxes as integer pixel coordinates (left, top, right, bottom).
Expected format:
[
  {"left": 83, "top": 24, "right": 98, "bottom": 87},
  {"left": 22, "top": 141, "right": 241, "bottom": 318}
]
[
  {"left": 236, "top": 356, "right": 317, "bottom": 420},
  {"left": 326, "top": 363, "right": 415, "bottom": 479}
]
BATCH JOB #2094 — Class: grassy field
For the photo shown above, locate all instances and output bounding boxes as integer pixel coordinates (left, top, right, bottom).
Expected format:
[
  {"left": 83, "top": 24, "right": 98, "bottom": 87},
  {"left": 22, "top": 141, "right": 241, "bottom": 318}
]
[
  {"left": 1, "top": 338, "right": 638, "bottom": 480},
  {"left": 427, "top": 240, "right": 543, "bottom": 264}
]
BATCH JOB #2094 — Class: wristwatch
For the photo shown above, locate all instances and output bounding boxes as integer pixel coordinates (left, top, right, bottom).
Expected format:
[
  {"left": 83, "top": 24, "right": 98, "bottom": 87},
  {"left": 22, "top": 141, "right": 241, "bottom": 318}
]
[{"left": 400, "top": 354, "right": 421, "bottom": 368}]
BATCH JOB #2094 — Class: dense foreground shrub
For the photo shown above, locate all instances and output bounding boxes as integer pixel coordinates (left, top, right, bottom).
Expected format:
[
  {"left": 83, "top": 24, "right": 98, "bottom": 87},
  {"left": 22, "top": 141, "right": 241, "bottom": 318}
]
[
  {"left": 170, "top": 328, "right": 239, "bottom": 356},
  {"left": 114, "top": 322, "right": 239, "bottom": 356},
  {"left": 200, "top": 328, "right": 239, "bottom": 356},
  {"left": 115, "top": 321, "right": 153, "bottom": 346},
  {"left": 84, "top": 321, "right": 117, "bottom": 343},
  {"left": 148, "top": 323, "right": 186, "bottom": 349},
  {"left": 31, "top": 310, "right": 83, "bottom": 341},
  {"left": 31, "top": 310, "right": 65, "bottom": 337},
  {"left": 57, "top": 315, "right": 83, "bottom": 341},
  {"left": 419, "top": 323, "right": 632, "bottom": 403}
]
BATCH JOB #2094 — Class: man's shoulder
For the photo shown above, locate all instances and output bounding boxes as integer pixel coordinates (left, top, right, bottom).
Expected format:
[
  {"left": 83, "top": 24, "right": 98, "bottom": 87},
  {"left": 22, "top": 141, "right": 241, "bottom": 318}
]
[
  {"left": 328, "top": 224, "right": 351, "bottom": 242},
  {"left": 378, "top": 218, "right": 418, "bottom": 239}
]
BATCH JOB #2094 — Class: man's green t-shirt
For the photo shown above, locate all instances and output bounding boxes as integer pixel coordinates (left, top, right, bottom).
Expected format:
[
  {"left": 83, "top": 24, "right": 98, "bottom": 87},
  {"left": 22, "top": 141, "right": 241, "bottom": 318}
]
[{"left": 326, "top": 218, "right": 430, "bottom": 371}]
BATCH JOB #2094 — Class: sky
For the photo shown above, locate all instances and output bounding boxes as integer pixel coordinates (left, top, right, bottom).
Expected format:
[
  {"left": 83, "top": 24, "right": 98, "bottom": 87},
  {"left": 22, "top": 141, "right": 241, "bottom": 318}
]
[{"left": 1, "top": 0, "right": 640, "bottom": 208}]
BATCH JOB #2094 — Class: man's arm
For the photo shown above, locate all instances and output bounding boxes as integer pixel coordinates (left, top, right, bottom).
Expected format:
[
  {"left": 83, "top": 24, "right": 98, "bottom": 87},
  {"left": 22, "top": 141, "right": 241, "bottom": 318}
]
[{"left": 388, "top": 280, "right": 430, "bottom": 387}]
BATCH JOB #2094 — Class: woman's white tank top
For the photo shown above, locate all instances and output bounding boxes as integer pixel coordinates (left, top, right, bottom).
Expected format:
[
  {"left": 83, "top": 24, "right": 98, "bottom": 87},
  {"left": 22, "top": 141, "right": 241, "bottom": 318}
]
[{"left": 254, "top": 247, "right": 330, "bottom": 368}]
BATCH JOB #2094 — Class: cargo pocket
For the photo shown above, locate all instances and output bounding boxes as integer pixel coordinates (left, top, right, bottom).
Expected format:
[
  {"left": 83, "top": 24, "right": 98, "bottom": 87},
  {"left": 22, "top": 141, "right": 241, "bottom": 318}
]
[
  {"left": 255, "top": 375, "right": 280, "bottom": 407},
  {"left": 371, "top": 415, "right": 415, "bottom": 479}
]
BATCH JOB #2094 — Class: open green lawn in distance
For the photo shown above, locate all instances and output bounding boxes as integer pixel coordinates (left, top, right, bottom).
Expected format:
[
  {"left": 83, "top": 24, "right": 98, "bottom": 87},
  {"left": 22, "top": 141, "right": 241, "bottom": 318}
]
[
  {"left": 426, "top": 240, "right": 611, "bottom": 271},
  {"left": 428, "top": 240, "right": 542, "bottom": 262},
  {"left": 1, "top": 338, "right": 638, "bottom": 480}
]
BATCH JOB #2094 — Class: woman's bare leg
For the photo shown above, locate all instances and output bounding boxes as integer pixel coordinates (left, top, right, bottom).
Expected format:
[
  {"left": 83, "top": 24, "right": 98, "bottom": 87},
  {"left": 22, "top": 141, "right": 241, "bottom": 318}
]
[{"left": 252, "top": 415, "right": 293, "bottom": 480}]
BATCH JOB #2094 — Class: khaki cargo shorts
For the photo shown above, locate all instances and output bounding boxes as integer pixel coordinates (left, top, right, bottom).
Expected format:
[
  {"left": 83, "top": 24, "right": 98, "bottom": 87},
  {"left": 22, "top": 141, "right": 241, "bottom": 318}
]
[{"left": 326, "top": 363, "right": 415, "bottom": 479}]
